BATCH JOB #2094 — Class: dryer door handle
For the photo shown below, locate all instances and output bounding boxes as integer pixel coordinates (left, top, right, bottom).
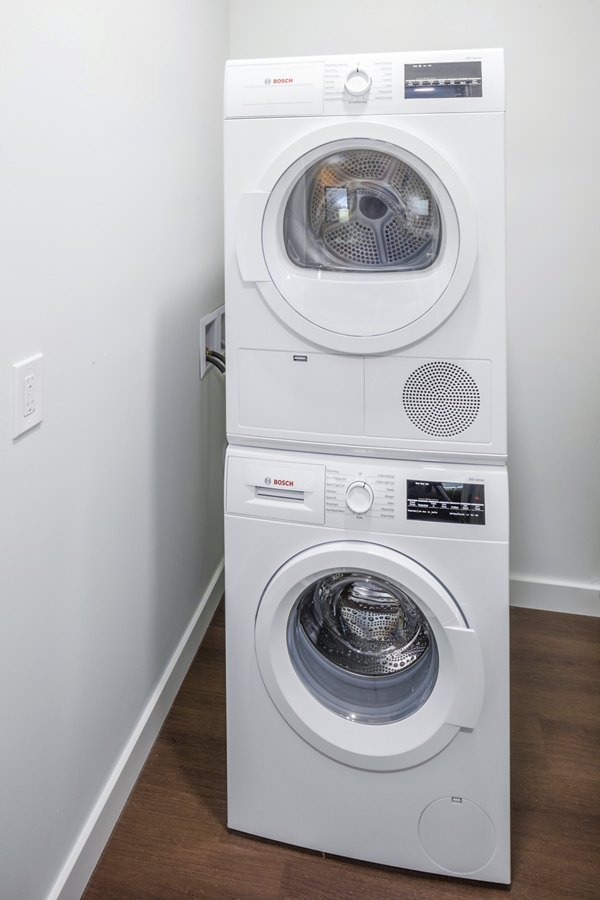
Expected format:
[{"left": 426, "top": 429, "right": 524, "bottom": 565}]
[
  {"left": 236, "top": 192, "right": 270, "bottom": 282},
  {"left": 444, "top": 626, "right": 485, "bottom": 730}
]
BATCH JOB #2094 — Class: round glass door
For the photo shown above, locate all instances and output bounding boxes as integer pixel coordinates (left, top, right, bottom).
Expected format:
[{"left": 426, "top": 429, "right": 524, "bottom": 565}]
[
  {"left": 287, "top": 571, "right": 439, "bottom": 724},
  {"left": 284, "top": 147, "right": 442, "bottom": 273},
  {"left": 247, "top": 125, "right": 478, "bottom": 353},
  {"left": 254, "top": 542, "right": 485, "bottom": 771}
]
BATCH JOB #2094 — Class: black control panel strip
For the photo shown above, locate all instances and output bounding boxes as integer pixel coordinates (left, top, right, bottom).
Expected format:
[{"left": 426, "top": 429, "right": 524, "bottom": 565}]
[{"left": 407, "top": 480, "right": 486, "bottom": 525}]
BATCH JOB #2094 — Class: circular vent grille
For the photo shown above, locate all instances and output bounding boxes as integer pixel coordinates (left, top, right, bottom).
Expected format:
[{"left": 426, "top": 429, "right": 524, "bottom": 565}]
[{"left": 402, "top": 362, "right": 480, "bottom": 437}]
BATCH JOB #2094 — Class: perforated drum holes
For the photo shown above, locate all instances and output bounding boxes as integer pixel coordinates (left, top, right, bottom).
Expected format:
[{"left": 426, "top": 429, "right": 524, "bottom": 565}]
[
  {"left": 326, "top": 220, "right": 380, "bottom": 267},
  {"left": 299, "top": 572, "right": 432, "bottom": 676},
  {"left": 334, "top": 148, "right": 390, "bottom": 180},
  {"left": 402, "top": 362, "right": 481, "bottom": 437}
]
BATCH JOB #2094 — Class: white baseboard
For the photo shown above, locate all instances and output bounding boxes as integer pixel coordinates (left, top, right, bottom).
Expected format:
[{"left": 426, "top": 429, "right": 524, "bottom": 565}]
[
  {"left": 510, "top": 575, "right": 600, "bottom": 617},
  {"left": 47, "top": 559, "right": 225, "bottom": 900}
]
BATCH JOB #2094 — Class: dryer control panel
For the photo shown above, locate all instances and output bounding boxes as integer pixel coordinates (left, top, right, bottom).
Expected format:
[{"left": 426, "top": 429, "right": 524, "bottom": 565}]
[{"left": 224, "top": 49, "right": 505, "bottom": 118}]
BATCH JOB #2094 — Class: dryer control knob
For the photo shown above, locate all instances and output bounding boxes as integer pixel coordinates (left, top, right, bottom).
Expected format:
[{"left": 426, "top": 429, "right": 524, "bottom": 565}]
[
  {"left": 344, "top": 68, "right": 372, "bottom": 97},
  {"left": 346, "top": 481, "right": 374, "bottom": 515}
]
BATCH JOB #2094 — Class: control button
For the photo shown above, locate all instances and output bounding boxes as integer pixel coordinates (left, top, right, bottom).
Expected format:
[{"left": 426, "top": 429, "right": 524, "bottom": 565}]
[
  {"left": 344, "top": 68, "right": 372, "bottom": 97},
  {"left": 345, "top": 481, "right": 374, "bottom": 514}
]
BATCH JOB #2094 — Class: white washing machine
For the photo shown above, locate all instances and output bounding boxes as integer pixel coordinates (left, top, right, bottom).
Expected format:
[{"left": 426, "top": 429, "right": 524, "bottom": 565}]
[
  {"left": 224, "top": 49, "right": 506, "bottom": 463},
  {"left": 224, "top": 446, "right": 510, "bottom": 883}
]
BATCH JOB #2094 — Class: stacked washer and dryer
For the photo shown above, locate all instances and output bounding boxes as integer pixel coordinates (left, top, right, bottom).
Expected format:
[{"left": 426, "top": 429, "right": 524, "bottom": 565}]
[{"left": 223, "top": 50, "right": 510, "bottom": 884}]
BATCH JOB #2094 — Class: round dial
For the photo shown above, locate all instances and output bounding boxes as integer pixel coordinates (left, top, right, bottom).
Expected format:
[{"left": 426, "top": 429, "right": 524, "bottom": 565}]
[
  {"left": 345, "top": 481, "right": 374, "bottom": 514},
  {"left": 344, "top": 68, "right": 372, "bottom": 97}
]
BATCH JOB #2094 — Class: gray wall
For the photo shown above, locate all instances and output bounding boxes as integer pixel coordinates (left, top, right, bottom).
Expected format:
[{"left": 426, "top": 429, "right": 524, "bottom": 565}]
[
  {"left": 229, "top": 0, "right": 600, "bottom": 615},
  {"left": 0, "top": 2, "right": 228, "bottom": 897}
]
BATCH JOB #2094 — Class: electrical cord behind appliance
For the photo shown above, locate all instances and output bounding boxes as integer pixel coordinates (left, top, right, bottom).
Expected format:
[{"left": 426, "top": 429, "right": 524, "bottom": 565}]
[{"left": 206, "top": 349, "right": 226, "bottom": 374}]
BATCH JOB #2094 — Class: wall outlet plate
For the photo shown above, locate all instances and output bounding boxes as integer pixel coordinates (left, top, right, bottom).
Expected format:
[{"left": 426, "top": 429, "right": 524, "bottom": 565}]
[{"left": 13, "top": 353, "right": 43, "bottom": 438}]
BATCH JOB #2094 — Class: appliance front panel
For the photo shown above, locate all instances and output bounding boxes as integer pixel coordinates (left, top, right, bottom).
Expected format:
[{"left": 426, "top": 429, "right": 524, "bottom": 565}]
[
  {"left": 224, "top": 444, "right": 510, "bottom": 882},
  {"left": 254, "top": 541, "right": 484, "bottom": 770},
  {"left": 224, "top": 49, "right": 506, "bottom": 460}
]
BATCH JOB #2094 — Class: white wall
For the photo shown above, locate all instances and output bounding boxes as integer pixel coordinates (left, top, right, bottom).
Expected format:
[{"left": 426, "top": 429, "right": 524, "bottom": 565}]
[
  {"left": 0, "top": 2, "right": 228, "bottom": 898},
  {"left": 229, "top": 0, "right": 600, "bottom": 616}
]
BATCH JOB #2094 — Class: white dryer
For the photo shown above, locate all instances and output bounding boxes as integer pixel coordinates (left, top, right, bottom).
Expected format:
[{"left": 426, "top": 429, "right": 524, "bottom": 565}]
[
  {"left": 224, "top": 49, "right": 506, "bottom": 463},
  {"left": 225, "top": 446, "right": 510, "bottom": 883}
]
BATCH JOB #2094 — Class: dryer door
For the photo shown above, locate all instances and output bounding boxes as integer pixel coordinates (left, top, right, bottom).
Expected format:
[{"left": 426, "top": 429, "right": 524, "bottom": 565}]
[
  {"left": 236, "top": 123, "right": 477, "bottom": 354},
  {"left": 255, "top": 541, "right": 484, "bottom": 771}
]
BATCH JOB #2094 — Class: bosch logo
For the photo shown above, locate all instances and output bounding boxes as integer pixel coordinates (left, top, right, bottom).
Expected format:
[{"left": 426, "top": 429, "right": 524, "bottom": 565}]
[
  {"left": 264, "top": 78, "right": 271, "bottom": 85},
  {"left": 274, "top": 479, "right": 294, "bottom": 487},
  {"left": 264, "top": 77, "right": 294, "bottom": 85},
  {"left": 264, "top": 476, "right": 272, "bottom": 485}
]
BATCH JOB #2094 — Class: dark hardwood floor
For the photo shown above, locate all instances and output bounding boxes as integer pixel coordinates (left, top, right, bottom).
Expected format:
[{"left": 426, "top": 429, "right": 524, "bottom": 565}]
[{"left": 83, "top": 604, "right": 600, "bottom": 900}]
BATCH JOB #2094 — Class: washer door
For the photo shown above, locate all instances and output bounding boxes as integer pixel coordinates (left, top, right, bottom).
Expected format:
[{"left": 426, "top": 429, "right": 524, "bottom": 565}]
[
  {"left": 255, "top": 542, "right": 484, "bottom": 771},
  {"left": 236, "top": 123, "right": 477, "bottom": 354}
]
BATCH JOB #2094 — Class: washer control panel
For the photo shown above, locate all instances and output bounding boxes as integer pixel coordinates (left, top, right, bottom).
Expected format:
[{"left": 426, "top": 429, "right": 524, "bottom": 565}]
[
  {"left": 227, "top": 448, "right": 508, "bottom": 540},
  {"left": 326, "top": 463, "right": 396, "bottom": 524},
  {"left": 324, "top": 461, "right": 487, "bottom": 532},
  {"left": 407, "top": 479, "right": 486, "bottom": 525}
]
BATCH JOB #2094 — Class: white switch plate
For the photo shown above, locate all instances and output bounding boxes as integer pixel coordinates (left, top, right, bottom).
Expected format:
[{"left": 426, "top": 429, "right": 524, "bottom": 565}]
[{"left": 13, "top": 354, "right": 43, "bottom": 438}]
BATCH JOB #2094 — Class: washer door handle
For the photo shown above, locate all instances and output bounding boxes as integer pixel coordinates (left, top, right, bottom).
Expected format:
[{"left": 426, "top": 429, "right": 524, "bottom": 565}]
[{"left": 444, "top": 626, "right": 485, "bottom": 730}]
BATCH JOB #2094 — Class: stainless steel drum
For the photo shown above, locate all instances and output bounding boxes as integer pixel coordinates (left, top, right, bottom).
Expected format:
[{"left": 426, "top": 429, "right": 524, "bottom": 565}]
[{"left": 287, "top": 571, "right": 439, "bottom": 724}]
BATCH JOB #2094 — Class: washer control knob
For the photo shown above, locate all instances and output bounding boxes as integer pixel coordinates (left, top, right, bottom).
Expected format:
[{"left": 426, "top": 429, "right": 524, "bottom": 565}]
[
  {"left": 345, "top": 481, "right": 374, "bottom": 514},
  {"left": 344, "top": 68, "right": 372, "bottom": 97}
]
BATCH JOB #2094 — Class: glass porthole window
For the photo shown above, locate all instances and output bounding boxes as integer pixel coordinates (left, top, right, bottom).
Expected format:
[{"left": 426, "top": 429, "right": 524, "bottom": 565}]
[
  {"left": 283, "top": 147, "right": 442, "bottom": 272},
  {"left": 287, "top": 571, "right": 439, "bottom": 725}
]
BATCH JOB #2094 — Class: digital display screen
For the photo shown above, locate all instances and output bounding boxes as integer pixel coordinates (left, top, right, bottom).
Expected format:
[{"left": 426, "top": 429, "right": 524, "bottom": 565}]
[
  {"left": 404, "top": 62, "right": 483, "bottom": 99},
  {"left": 407, "top": 480, "right": 485, "bottom": 525}
]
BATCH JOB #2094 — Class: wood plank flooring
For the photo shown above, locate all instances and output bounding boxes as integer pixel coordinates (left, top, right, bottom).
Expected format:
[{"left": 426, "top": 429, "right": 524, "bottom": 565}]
[{"left": 83, "top": 605, "right": 600, "bottom": 900}]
